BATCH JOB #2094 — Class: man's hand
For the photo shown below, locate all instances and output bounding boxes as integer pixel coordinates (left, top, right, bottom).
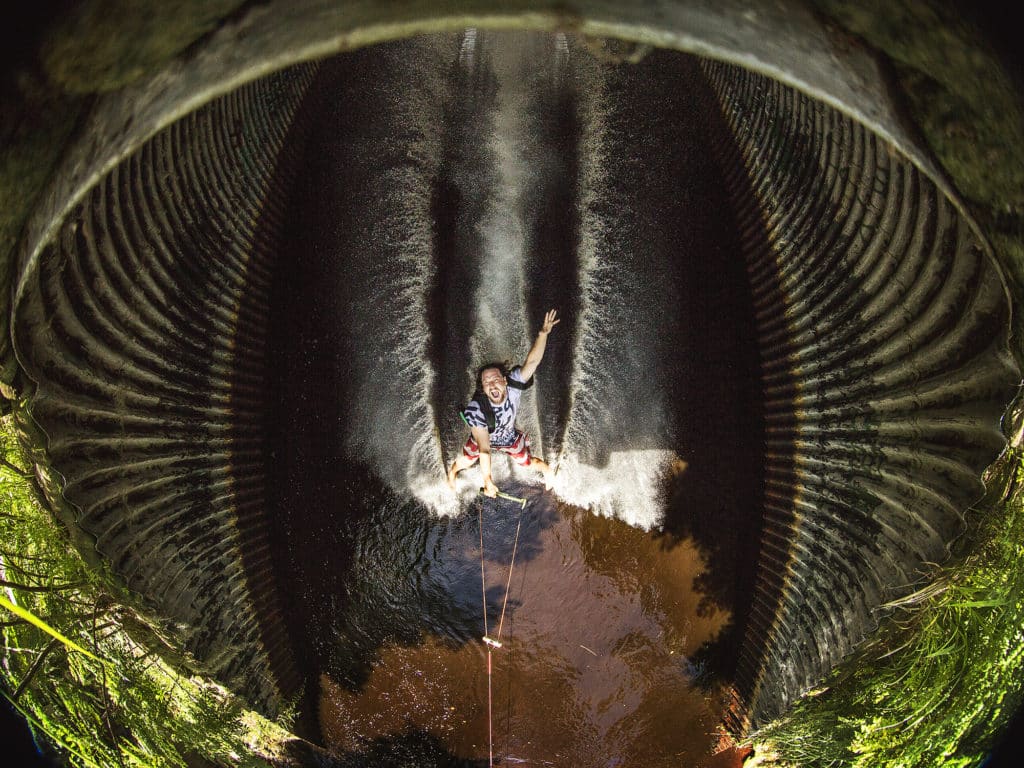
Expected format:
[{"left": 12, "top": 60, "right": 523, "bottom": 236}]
[
  {"left": 540, "top": 308, "right": 560, "bottom": 335},
  {"left": 482, "top": 477, "right": 499, "bottom": 498},
  {"left": 521, "top": 309, "right": 560, "bottom": 381}
]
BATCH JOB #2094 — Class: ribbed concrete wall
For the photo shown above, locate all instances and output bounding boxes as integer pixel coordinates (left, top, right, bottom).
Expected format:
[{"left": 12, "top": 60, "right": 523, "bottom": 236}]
[
  {"left": 703, "top": 60, "right": 1017, "bottom": 727},
  {"left": 6, "top": 2, "right": 1019, "bottom": 738},
  {"left": 12, "top": 64, "right": 318, "bottom": 714}
]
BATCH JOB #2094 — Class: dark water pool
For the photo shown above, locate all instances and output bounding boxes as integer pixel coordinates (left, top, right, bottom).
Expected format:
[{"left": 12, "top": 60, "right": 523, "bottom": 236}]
[
  {"left": 310, "top": 484, "right": 730, "bottom": 766},
  {"left": 261, "top": 35, "right": 769, "bottom": 764}
]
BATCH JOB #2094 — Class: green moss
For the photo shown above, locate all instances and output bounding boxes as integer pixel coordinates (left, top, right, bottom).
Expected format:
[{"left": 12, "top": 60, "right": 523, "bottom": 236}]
[
  {"left": 749, "top": 452, "right": 1024, "bottom": 767},
  {"left": 0, "top": 75, "right": 84, "bottom": 385},
  {"left": 39, "top": 0, "right": 248, "bottom": 94},
  {"left": 1, "top": 411, "right": 299, "bottom": 767}
]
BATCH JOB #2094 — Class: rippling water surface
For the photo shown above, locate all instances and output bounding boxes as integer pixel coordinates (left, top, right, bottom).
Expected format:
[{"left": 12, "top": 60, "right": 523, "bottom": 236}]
[{"left": 315, "top": 485, "right": 730, "bottom": 766}]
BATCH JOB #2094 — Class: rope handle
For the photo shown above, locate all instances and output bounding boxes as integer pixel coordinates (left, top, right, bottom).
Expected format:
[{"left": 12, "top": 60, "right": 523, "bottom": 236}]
[{"left": 479, "top": 488, "right": 527, "bottom": 508}]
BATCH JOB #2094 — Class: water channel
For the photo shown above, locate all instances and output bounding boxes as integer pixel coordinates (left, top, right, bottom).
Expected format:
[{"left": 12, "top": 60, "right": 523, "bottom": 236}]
[{"left": 263, "top": 31, "right": 765, "bottom": 765}]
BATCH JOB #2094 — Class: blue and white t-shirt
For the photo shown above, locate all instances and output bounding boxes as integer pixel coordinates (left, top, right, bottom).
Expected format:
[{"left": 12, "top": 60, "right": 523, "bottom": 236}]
[{"left": 464, "top": 367, "right": 526, "bottom": 447}]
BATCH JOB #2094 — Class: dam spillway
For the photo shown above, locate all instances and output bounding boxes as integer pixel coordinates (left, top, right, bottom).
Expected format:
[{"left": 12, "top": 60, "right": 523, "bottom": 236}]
[{"left": 7, "top": 21, "right": 1019, "bottom": 765}]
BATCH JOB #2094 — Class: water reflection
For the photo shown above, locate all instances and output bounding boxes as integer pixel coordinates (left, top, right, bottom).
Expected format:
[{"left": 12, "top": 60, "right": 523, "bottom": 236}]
[{"left": 318, "top": 485, "right": 730, "bottom": 766}]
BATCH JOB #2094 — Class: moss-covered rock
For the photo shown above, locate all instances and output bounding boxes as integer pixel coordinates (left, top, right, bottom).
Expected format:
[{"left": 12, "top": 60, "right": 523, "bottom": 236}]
[
  {"left": 808, "top": 0, "right": 1024, "bottom": 355},
  {"left": 39, "top": 0, "right": 247, "bottom": 93},
  {"left": 0, "top": 72, "right": 83, "bottom": 385}
]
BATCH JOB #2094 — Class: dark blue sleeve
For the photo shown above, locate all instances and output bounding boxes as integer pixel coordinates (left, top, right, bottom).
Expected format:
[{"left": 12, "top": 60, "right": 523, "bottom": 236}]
[{"left": 463, "top": 400, "right": 487, "bottom": 428}]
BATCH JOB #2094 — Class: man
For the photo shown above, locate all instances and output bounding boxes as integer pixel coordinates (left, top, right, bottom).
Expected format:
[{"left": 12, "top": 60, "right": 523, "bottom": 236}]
[{"left": 447, "top": 309, "right": 560, "bottom": 496}]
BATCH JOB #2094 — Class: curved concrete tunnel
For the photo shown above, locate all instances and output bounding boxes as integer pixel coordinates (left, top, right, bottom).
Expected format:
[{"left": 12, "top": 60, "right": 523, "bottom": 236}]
[{"left": 6, "top": 0, "right": 1021, "bottom": 751}]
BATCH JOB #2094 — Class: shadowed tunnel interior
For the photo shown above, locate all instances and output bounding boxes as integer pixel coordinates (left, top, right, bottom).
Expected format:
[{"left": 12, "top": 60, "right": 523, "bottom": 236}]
[
  {"left": 266, "top": 42, "right": 769, "bottom": 752},
  {"left": 7, "top": 19, "right": 1020, "bottom": 767}
]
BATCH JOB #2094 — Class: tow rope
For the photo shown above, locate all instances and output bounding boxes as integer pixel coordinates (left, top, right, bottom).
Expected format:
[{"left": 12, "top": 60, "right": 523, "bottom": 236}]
[{"left": 477, "top": 489, "right": 527, "bottom": 767}]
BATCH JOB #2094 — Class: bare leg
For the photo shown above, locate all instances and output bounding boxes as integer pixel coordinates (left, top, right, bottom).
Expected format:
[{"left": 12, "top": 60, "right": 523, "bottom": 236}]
[
  {"left": 447, "top": 454, "right": 478, "bottom": 489},
  {"left": 530, "top": 456, "right": 554, "bottom": 489}
]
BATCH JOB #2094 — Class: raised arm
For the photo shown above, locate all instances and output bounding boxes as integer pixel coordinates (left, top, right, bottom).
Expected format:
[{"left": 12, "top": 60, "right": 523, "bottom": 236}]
[{"left": 519, "top": 309, "right": 560, "bottom": 382}]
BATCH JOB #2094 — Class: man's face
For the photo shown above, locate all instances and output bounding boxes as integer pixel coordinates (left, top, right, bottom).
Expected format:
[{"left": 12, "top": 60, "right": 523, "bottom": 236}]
[{"left": 480, "top": 367, "right": 508, "bottom": 404}]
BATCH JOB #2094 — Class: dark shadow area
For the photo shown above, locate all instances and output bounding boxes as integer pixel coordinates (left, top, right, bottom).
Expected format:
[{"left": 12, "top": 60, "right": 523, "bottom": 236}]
[
  {"left": 954, "top": 0, "right": 1024, "bottom": 94},
  {"left": 232, "top": 63, "right": 332, "bottom": 732},
  {"left": 0, "top": 0, "right": 70, "bottom": 73},
  {"left": 0, "top": 698, "right": 62, "bottom": 767},
  {"left": 677, "top": 72, "right": 797, "bottom": 709},
  {"left": 665, "top": 67, "right": 784, "bottom": 693},
  {"left": 585, "top": 50, "right": 779, "bottom": 691},
  {"left": 263, "top": 61, "right": 362, "bottom": 740},
  {"left": 426, "top": 48, "right": 498, "bottom": 464},
  {"left": 522, "top": 66, "right": 583, "bottom": 461},
  {"left": 984, "top": 701, "right": 1024, "bottom": 768},
  {"left": 284, "top": 730, "right": 487, "bottom": 768},
  {"left": 320, "top": 485, "right": 557, "bottom": 691}
]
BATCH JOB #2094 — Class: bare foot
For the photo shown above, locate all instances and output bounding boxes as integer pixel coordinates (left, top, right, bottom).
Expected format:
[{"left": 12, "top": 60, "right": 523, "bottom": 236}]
[
  {"left": 446, "top": 464, "right": 458, "bottom": 490},
  {"left": 541, "top": 465, "right": 554, "bottom": 490}
]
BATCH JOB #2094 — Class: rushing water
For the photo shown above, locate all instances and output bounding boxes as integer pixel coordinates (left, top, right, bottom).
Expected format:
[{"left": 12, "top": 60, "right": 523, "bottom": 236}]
[{"left": 266, "top": 30, "right": 763, "bottom": 765}]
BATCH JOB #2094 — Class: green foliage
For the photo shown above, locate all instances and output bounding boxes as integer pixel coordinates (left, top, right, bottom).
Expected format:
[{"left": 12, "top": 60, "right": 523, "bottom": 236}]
[
  {"left": 750, "top": 451, "right": 1024, "bottom": 767},
  {"left": 0, "top": 595, "right": 104, "bottom": 662},
  {"left": 39, "top": 0, "right": 248, "bottom": 94},
  {"left": 1, "top": 411, "right": 288, "bottom": 767}
]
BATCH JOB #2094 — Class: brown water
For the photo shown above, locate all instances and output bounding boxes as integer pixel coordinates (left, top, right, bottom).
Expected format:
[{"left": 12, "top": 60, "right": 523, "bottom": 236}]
[
  {"left": 318, "top": 492, "right": 731, "bottom": 766},
  {"left": 265, "top": 41, "right": 768, "bottom": 764}
]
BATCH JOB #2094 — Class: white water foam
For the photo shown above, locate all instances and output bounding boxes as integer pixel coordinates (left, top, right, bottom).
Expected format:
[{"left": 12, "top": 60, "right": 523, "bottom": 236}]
[
  {"left": 330, "top": 37, "right": 452, "bottom": 497},
  {"left": 458, "top": 27, "right": 477, "bottom": 71},
  {"left": 549, "top": 450, "right": 684, "bottom": 530},
  {"left": 467, "top": 33, "right": 534, "bottom": 370},
  {"left": 413, "top": 446, "right": 684, "bottom": 531},
  {"left": 550, "top": 39, "right": 684, "bottom": 530},
  {"left": 385, "top": 34, "right": 686, "bottom": 531}
]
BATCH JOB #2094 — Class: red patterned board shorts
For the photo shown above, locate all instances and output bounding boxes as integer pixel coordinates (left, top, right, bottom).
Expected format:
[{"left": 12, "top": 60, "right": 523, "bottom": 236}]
[{"left": 462, "top": 431, "right": 532, "bottom": 467}]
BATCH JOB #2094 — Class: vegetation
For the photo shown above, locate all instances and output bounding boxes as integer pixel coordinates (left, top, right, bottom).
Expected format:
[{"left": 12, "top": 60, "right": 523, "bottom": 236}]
[
  {"left": 0, "top": 410, "right": 294, "bottom": 767},
  {"left": 747, "top": 448, "right": 1024, "bottom": 767},
  {"left": 7, "top": 405, "right": 1023, "bottom": 768},
  {"left": 2, "top": 10, "right": 1023, "bottom": 766}
]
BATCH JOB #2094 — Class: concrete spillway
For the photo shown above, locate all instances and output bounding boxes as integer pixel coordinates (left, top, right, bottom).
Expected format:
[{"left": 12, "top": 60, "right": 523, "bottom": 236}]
[{"left": 7, "top": 2, "right": 1019, "bottom": 749}]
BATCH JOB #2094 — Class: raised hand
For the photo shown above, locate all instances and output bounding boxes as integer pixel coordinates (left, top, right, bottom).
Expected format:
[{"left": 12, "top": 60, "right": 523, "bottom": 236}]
[
  {"left": 521, "top": 309, "right": 560, "bottom": 381},
  {"left": 540, "top": 309, "right": 560, "bottom": 335}
]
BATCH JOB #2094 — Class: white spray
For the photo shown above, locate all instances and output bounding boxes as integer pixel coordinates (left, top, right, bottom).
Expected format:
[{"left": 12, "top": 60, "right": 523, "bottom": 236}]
[{"left": 342, "top": 33, "right": 682, "bottom": 529}]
